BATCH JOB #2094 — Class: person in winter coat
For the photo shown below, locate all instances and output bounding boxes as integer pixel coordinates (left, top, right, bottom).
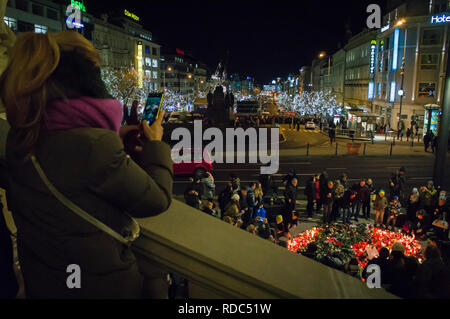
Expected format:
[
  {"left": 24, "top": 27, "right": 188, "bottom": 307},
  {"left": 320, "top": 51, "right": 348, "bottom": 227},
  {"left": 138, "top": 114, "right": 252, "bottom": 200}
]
[
  {"left": 218, "top": 182, "right": 233, "bottom": 213},
  {"left": 354, "top": 179, "right": 370, "bottom": 220},
  {"left": 0, "top": 31, "right": 173, "bottom": 298},
  {"left": 373, "top": 189, "right": 388, "bottom": 226},
  {"left": 388, "top": 167, "right": 406, "bottom": 203},
  {"left": 414, "top": 244, "right": 450, "bottom": 299},
  {"left": 339, "top": 173, "right": 349, "bottom": 191},
  {"left": 223, "top": 194, "right": 241, "bottom": 223},
  {"left": 384, "top": 243, "right": 419, "bottom": 298},
  {"left": 318, "top": 171, "right": 329, "bottom": 211},
  {"left": 230, "top": 173, "right": 240, "bottom": 194},
  {"left": 386, "top": 196, "right": 402, "bottom": 230},
  {"left": 283, "top": 178, "right": 298, "bottom": 232},
  {"left": 305, "top": 175, "right": 318, "bottom": 218},
  {"left": 202, "top": 200, "right": 219, "bottom": 219},
  {"left": 432, "top": 191, "right": 449, "bottom": 240},
  {"left": 342, "top": 189, "right": 357, "bottom": 223},
  {"left": 200, "top": 172, "right": 215, "bottom": 201},
  {"left": 332, "top": 179, "right": 345, "bottom": 221},
  {"left": 184, "top": 178, "right": 201, "bottom": 209},
  {"left": 364, "top": 178, "right": 375, "bottom": 219},
  {"left": 420, "top": 181, "right": 438, "bottom": 216},
  {"left": 322, "top": 181, "right": 334, "bottom": 224},
  {"left": 246, "top": 182, "right": 258, "bottom": 221},
  {"left": 407, "top": 188, "right": 421, "bottom": 222},
  {"left": 239, "top": 188, "right": 249, "bottom": 227},
  {"left": 413, "top": 209, "right": 431, "bottom": 240}
]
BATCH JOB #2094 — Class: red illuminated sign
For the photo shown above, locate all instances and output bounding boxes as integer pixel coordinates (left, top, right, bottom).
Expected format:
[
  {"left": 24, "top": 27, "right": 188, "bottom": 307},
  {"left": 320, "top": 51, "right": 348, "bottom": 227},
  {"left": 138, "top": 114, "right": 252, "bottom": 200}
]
[{"left": 176, "top": 48, "right": 185, "bottom": 56}]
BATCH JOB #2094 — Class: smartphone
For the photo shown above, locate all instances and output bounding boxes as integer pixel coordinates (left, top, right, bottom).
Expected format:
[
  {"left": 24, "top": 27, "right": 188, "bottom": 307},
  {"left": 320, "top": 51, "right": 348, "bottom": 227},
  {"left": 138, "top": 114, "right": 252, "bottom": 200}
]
[{"left": 142, "top": 92, "right": 164, "bottom": 125}]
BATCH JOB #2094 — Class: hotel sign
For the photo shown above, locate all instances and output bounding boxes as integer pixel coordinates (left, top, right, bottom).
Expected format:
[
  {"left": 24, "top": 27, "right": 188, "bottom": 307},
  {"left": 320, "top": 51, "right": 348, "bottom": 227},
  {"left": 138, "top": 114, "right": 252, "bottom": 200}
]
[
  {"left": 431, "top": 14, "right": 450, "bottom": 24},
  {"left": 124, "top": 9, "right": 140, "bottom": 21}
]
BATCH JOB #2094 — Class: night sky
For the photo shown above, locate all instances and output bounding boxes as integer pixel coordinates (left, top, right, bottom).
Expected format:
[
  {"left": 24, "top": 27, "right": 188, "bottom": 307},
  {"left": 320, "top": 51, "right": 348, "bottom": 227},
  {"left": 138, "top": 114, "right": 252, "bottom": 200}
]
[{"left": 86, "top": 0, "right": 388, "bottom": 84}]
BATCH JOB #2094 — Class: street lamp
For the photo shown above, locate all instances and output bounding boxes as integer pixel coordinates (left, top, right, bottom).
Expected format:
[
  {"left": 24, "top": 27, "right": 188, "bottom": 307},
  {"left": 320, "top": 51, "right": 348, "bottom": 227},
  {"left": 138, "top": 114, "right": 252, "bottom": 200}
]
[{"left": 163, "top": 66, "right": 172, "bottom": 91}]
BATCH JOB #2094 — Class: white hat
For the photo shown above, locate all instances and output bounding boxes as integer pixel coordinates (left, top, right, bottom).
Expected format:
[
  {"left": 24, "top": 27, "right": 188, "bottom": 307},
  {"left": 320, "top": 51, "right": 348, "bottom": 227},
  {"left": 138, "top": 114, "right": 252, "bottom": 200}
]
[{"left": 231, "top": 194, "right": 240, "bottom": 201}]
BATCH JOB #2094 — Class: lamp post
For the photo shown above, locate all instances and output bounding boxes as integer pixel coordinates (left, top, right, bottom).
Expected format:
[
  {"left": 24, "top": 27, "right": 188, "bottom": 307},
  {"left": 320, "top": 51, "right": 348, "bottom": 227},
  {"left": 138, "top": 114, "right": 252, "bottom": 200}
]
[{"left": 163, "top": 66, "right": 172, "bottom": 91}]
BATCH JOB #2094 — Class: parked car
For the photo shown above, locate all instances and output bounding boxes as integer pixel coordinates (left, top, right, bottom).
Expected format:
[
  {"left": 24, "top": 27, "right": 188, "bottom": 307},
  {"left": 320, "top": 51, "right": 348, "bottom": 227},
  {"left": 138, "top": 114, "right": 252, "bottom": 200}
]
[
  {"left": 167, "top": 111, "right": 186, "bottom": 124},
  {"left": 172, "top": 148, "right": 213, "bottom": 179},
  {"left": 305, "top": 121, "right": 316, "bottom": 130}
]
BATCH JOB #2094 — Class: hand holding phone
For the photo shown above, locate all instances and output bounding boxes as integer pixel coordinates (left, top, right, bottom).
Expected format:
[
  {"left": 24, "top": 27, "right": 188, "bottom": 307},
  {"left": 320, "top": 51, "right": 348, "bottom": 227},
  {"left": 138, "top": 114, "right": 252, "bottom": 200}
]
[
  {"left": 142, "top": 110, "right": 165, "bottom": 141},
  {"left": 142, "top": 92, "right": 164, "bottom": 125}
]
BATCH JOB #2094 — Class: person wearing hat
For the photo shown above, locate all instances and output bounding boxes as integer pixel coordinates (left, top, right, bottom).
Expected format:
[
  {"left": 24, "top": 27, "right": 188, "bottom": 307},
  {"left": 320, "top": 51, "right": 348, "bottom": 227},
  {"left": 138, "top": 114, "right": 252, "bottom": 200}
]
[
  {"left": 223, "top": 194, "right": 241, "bottom": 223},
  {"left": 275, "top": 214, "right": 287, "bottom": 238},
  {"left": 386, "top": 195, "right": 402, "bottom": 230},
  {"left": 373, "top": 189, "right": 388, "bottom": 227},
  {"left": 385, "top": 242, "right": 419, "bottom": 298},
  {"left": 420, "top": 181, "right": 438, "bottom": 216}
]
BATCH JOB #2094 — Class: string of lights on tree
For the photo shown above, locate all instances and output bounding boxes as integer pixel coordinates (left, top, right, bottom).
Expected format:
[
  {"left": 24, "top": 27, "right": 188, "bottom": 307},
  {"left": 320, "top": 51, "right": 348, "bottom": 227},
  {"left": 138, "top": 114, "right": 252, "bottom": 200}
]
[{"left": 276, "top": 91, "right": 341, "bottom": 116}]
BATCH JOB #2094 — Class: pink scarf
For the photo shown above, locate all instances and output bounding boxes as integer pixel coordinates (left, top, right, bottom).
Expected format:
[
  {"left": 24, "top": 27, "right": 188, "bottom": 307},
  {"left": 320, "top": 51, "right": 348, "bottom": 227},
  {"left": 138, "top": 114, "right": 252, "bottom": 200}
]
[{"left": 43, "top": 97, "right": 123, "bottom": 133}]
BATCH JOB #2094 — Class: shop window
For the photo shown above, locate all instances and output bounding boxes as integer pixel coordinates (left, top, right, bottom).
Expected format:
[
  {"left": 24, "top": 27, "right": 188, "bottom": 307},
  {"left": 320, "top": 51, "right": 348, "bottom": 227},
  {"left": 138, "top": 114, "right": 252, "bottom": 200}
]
[{"left": 418, "top": 83, "right": 436, "bottom": 98}]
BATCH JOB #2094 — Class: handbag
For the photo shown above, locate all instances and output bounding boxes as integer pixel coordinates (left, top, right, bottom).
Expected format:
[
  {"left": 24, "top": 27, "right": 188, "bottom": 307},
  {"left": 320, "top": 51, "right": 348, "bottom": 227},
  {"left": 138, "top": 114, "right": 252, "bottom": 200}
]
[{"left": 31, "top": 155, "right": 140, "bottom": 245}]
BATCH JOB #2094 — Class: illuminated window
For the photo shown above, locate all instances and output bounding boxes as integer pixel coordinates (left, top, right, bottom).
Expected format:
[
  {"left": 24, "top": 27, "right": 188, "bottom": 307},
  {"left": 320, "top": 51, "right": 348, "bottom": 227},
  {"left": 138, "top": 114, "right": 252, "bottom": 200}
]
[
  {"left": 35, "top": 24, "right": 47, "bottom": 34},
  {"left": 145, "top": 46, "right": 150, "bottom": 54},
  {"left": 418, "top": 83, "right": 436, "bottom": 98},
  {"left": 152, "top": 59, "right": 158, "bottom": 68},
  {"left": 152, "top": 71, "right": 158, "bottom": 79},
  {"left": 145, "top": 70, "right": 151, "bottom": 78},
  {"left": 145, "top": 57, "right": 151, "bottom": 67},
  {"left": 420, "top": 54, "right": 438, "bottom": 69},
  {"left": 4, "top": 17, "right": 17, "bottom": 31}
]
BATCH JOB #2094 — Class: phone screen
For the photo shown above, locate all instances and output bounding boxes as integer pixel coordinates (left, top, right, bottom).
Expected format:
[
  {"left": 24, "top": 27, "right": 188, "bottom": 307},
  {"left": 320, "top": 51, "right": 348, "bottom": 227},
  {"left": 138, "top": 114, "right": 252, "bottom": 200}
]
[{"left": 142, "top": 93, "right": 164, "bottom": 125}]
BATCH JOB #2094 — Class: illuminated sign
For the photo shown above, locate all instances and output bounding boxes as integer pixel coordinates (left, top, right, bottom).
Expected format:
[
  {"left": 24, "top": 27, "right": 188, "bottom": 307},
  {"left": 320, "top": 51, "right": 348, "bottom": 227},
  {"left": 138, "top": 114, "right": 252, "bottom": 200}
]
[
  {"left": 431, "top": 14, "right": 450, "bottom": 24},
  {"left": 66, "top": 2, "right": 84, "bottom": 29},
  {"left": 368, "top": 82, "right": 375, "bottom": 99},
  {"left": 392, "top": 27, "right": 399, "bottom": 71},
  {"left": 176, "top": 48, "right": 185, "bottom": 56},
  {"left": 70, "top": 0, "right": 86, "bottom": 12},
  {"left": 124, "top": 9, "right": 140, "bottom": 21},
  {"left": 390, "top": 81, "right": 396, "bottom": 102},
  {"left": 370, "top": 41, "right": 377, "bottom": 75},
  {"left": 378, "top": 82, "right": 381, "bottom": 97},
  {"left": 136, "top": 41, "right": 143, "bottom": 88},
  {"left": 381, "top": 24, "right": 390, "bottom": 32}
]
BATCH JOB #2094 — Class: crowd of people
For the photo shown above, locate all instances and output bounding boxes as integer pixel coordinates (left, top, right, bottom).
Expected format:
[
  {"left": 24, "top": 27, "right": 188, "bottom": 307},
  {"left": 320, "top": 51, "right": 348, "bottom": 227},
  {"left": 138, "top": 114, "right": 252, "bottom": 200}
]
[{"left": 181, "top": 164, "right": 450, "bottom": 298}]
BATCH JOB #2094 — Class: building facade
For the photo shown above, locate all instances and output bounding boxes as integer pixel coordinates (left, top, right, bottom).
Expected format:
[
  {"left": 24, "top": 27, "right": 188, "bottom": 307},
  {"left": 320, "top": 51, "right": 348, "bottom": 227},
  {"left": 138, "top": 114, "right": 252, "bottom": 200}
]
[{"left": 5, "top": 0, "right": 161, "bottom": 91}]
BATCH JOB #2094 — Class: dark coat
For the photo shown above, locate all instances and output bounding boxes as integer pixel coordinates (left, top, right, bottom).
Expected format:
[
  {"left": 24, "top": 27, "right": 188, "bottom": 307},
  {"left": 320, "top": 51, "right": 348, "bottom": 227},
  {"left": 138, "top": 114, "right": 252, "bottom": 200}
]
[
  {"left": 5, "top": 128, "right": 173, "bottom": 298},
  {"left": 342, "top": 190, "right": 357, "bottom": 208},
  {"left": 304, "top": 177, "right": 317, "bottom": 200},
  {"left": 284, "top": 183, "right": 297, "bottom": 211}
]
